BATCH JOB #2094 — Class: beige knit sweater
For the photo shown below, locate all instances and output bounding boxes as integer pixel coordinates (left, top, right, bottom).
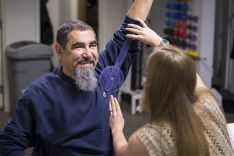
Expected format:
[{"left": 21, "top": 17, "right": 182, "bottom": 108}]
[{"left": 135, "top": 91, "right": 234, "bottom": 156}]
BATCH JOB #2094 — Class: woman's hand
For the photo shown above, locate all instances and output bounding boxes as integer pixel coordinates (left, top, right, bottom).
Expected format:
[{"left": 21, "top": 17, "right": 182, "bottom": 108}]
[
  {"left": 109, "top": 95, "right": 125, "bottom": 133},
  {"left": 126, "top": 18, "right": 163, "bottom": 46}
]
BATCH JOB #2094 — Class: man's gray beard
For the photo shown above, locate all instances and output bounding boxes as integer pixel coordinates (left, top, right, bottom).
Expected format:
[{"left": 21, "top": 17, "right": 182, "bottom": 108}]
[{"left": 73, "top": 67, "right": 97, "bottom": 91}]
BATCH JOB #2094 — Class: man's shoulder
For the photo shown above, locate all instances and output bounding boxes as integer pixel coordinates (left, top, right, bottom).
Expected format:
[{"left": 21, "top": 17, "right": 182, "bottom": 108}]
[
  {"left": 23, "top": 72, "right": 58, "bottom": 94},
  {"left": 33, "top": 71, "right": 57, "bottom": 85}
]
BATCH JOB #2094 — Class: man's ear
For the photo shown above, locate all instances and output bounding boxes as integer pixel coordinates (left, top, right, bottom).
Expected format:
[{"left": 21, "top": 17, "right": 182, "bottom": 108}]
[{"left": 55, "top": 43, "right": 63, "bottom": 59}]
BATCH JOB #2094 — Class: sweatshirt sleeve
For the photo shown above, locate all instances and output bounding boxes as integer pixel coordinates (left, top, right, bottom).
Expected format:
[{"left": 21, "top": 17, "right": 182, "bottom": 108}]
[
  {"left": 0, "top": 98, "right": 34, "bottom": 156},
  {"left": 96, "top": 16, "right": 142, "bottom": 79}
]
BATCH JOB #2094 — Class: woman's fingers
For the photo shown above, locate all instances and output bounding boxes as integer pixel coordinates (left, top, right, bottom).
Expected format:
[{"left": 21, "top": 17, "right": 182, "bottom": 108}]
[
  {"left": 114, "top": 98, "right": 122, "bottom": 116},
  {"left": 109, "top": 95, "right": 122, "bottom": 116},
  {"left": 126, "top": 33, "right": 142, "bottom": 38},
  {"left": 109, "top": 96, "right": 113, "bottom": 112},
  {"left": 125, "top": 27, "right": 143, "bottom": 35},
  {"left": 127, "top": 23, "right": 143, "bottom": 30},
  {"left": 110, "top": 95, "right": 116, "bottom": 116}
]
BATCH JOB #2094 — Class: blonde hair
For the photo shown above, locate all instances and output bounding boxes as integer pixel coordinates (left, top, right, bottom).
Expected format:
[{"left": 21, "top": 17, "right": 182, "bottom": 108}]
[{"left": 142, "top": 46, "right": 210, "bottom": 156}]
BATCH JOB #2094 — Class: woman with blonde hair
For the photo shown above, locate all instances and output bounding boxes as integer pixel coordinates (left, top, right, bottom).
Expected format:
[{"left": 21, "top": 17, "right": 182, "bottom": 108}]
[{"left": 109, "top": 18, "right": 234, "bottom": 156}]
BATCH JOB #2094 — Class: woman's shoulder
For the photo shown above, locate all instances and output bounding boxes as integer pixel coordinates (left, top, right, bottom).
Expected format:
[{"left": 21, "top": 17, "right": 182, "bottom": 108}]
[
  {"left": 194, "top": 87, "right": 224, "bottom": 115},
  {"left": 194, "top": 87, "right": 227, "bottom": 130}
]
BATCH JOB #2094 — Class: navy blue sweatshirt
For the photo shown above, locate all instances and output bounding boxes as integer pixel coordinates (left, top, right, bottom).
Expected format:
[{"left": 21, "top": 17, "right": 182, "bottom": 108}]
[{"left": 0, "top": 16, "right": 141, "bottom": 156}]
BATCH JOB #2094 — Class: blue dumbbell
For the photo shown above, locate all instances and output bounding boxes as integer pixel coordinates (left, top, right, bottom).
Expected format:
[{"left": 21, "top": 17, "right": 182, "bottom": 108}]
[{"left": 166, "top": 20, "right": 176, "bottom": 27}]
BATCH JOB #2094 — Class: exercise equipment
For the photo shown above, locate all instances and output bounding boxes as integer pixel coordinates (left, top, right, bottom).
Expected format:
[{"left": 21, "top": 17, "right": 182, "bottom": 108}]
[
  {"left": 187, "top": 25, "right": 198, "bottom": 31},
  {"left": 187, "top": 33, "right": 197, "bottom": 41},
  {"left": 166, "top": 2, "right": 188, "bottom": 11},
  {"left": 176, "top": 20, "right": 187, "bottom": 29},
  {"left": 164, "top": 0, "right": 199, "bottom": 51},
  {"left": 166, "top": 19, "right": 176, "bottom": 27},
  {"left": 164, "top": 28, "right": 174, "bottom": 36}
]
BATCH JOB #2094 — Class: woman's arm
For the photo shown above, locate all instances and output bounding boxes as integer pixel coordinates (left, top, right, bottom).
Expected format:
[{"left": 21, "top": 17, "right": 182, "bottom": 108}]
[
  {"left": 109, "top": 95, "right": 128, "bottom": 156},
  {"left": 109, "top": 96, "right": 149, "bottom": 156}
]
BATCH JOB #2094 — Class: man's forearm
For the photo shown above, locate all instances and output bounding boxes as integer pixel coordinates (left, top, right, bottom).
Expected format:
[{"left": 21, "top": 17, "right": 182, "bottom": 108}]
[{"left": 127, "top": 0, "right": 153, "bottom": 21}]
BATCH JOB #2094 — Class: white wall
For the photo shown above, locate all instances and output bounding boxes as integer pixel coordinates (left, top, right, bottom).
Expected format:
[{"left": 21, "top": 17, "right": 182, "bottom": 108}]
[
  {"left": 98, "top": 0, "right": 129, "bottom": 51},
  {"left": 59, "top": 0, "right": 78, "bottom": 25},
  {"left": 199, "top": 0, "right": 216, "bottom": 87},
  {"left": 47, "top": 0, "right": 60, "bottom": 66},
  {"left": 1, "top": 0, "right": 40, "bottom": 112},
  {"left": 149, "top": 0, "right": 167, "bottom": 38},
  {"left": 47, "top": 0, "right": 78, "bottom": 42},
  {"left": 2, "top": 0, "right": 40, "bottom": 46},
  {"left": 47, "top": 0, "right": 60, "bottom": 44},
  {"left": 47, "top": 0, "right": 78, "bottom": 67}
]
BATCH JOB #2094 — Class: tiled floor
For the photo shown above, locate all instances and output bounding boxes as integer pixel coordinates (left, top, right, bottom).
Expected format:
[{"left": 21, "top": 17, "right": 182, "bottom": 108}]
[{"left": 0, "top": 98, "right": 233, "bottom": 155}]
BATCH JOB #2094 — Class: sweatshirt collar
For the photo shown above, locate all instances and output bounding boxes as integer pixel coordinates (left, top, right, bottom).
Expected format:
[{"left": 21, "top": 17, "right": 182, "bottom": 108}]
[{"left": 53, "top": 65, "right": 75, "bottom": 83}]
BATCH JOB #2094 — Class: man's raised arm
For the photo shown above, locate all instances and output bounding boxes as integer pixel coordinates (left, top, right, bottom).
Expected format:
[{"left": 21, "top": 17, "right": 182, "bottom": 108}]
[{"left": 127, "top": 0, "right": 153, "bottom": 21}]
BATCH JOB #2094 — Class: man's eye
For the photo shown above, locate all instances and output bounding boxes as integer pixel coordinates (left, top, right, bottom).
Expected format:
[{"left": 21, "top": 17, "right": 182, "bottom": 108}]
[
  {"left": 90, "top": 44, "right": 97, "bottom": 48},
  {"left": 73, "top": 45, "right": 83, "bottom": 49}
]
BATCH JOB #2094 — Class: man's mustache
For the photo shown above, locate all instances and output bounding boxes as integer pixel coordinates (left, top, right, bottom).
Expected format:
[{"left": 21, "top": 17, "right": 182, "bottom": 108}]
[{"left": 73, "top": 56, "right": 96, "bottom": 67}]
